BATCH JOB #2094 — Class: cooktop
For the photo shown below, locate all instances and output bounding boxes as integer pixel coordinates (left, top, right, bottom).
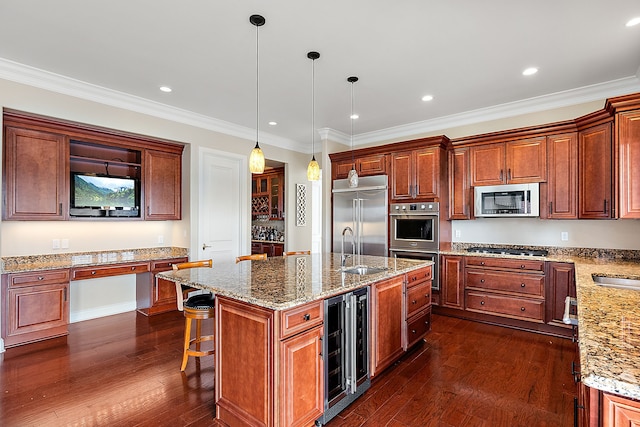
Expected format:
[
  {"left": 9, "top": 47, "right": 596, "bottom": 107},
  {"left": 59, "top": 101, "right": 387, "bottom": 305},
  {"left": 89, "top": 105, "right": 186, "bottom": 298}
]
[{"left": 466, "top": 247, "right": 549, "bottom": 257}]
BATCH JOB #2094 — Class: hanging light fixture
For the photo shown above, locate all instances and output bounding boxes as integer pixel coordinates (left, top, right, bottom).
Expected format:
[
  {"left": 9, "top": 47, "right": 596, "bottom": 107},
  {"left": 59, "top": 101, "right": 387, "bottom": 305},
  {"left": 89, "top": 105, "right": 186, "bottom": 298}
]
[
  {"left": 307, "top": 51, "right": 320, "bottom": 181},
  {"left": 249, "top": 14, "right": 266, "bottom": 174},
  {"left": 347, "top": 76, "right": 359, "bottom": 188}
]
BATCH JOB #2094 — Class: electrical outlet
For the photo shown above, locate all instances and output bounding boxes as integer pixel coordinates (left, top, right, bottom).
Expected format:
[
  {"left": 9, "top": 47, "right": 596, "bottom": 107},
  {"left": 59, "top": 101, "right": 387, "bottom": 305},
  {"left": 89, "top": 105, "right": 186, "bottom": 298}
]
[
  {"left": 61, "top": 239, "right": 69, "bottom": 249},
  {"left": 455, "top": 229, "right": 461, "bottom": 238},
  {"left": 52, "top": 239, "right": 60, "bottom": 249},
  {"left": 561, "top": 232, "right": 569, "bottom": 241},
  {"left": 158, "top": 235, "right": 164, "bottom": 244}
]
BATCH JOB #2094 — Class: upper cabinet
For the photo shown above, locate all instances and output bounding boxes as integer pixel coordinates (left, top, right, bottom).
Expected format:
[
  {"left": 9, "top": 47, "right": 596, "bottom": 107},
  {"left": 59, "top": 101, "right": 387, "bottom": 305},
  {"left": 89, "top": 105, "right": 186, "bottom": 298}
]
[
  {"left": 2, "top": 109, "right": 184, "bottom": 221},
  {"left": 3, "top": 127, "right": 68, "bottom": 220},
  {"left": 390, "top": 146, "right": 445, "bottom": 202},
  {"left": 578, "top": 122, "right": 613, "bottom": 219},
  {"left": 251, "top": 168, "right": 284, "bottom": 219},
  {"left": 470, "top": 137, "right": 547, "bottom": 186},
  {"left": 545, "top": 132, "right": 578, "bottom": 219},
  {"left": 617, "top": 109, "right": 640, "bottom": 219},
  {"left": 331, "top": 153, "right": 386, "bottom": 180},
  {"left": 448, "top": 147, "right": 471, "bottom": 220}
]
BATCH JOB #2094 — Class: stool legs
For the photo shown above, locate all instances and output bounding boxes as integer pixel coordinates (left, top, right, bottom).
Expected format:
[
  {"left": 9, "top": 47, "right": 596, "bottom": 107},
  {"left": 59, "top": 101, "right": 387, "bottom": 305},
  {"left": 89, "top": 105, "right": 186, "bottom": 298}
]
[{"left": 181, "top": 307, "right": 215, "bottom": 372}]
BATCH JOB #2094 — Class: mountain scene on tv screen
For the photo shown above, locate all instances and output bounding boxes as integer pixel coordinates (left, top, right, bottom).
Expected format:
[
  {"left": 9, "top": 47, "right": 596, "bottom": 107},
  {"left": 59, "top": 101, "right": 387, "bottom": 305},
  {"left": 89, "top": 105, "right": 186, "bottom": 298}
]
[{"left": 74, "top": 175, "right": 135, "bottom": 208}]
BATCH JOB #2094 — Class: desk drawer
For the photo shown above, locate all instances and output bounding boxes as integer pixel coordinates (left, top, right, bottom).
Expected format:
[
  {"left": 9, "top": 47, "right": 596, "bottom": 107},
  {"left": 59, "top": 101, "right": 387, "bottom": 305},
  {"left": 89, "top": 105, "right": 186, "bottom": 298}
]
[
  {"left": 72, "top": 262, "right": 150, "bottom": 280},
  {"left": 465, "top": 257, "right": 544, "bottom": 272},
  {"left": 466, "top": 291, "right": 545, "bottom": 322},
  {"left": 279, "top": 300, "right": 323, "bottom": 340},
  {"left": 8, "top": 269, "right": 70, "bottom": 288},
  {"left": 406, "top": 281, "right": 431, "bottom": 318},
  {"left": 151, "top": 258, "right": 188, "bottom": 272},
  {"left": 465, "top": 270, "right": 544, "bottom": 297}
]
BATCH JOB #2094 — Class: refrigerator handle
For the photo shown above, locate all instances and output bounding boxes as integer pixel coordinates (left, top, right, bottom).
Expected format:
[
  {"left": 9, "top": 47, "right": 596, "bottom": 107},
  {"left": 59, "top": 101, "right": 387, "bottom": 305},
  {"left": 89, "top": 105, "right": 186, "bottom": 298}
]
[{"left": 357, "top": 198, "right": 363, "bottom": 255}]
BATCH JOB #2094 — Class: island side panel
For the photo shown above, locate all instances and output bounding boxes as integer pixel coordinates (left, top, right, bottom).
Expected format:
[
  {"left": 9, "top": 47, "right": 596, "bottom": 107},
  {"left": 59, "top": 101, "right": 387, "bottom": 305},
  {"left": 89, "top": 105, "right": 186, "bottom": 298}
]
[{"left": 215, "top": 295, "right": 274, "bottom": 427}]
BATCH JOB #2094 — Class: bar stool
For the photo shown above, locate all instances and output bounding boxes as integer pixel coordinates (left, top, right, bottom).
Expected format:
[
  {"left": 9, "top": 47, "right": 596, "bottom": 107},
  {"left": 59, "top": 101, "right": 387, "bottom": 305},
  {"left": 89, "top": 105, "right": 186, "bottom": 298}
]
[
  {"left": 172, "top": 259, "right": 214, "bottom": 371},
  {"left": 235, "top": 253, "right": 267, "bottom": 263},
  {"left": 283, "top": 250, "right": 311, "bottom": 257}
]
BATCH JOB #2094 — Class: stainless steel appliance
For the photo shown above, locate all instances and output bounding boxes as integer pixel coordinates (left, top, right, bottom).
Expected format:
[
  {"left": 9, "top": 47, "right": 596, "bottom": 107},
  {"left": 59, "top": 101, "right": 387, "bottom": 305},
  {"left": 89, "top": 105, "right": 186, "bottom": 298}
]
[
  {"left": 389, "top": 202, "right": 440, "bottom": 290},
  {"left": 332, "top": 175, "right": 388, "bottom": 256},
  {"left": 316, "top": 287, "right": 370, "bottom": 426},
  {"left": 466, "top": 246, "right": 548, "bottom": 257},
  {"left": 474, "top": 183, "right": 540, "bottom": 217}
]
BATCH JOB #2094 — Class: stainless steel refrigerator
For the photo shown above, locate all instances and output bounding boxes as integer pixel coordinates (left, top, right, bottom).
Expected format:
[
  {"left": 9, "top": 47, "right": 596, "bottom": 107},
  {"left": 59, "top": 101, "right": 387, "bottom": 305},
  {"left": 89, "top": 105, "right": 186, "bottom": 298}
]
[{"left": 332, "top": 175, "right": 388, "bottom": 256}]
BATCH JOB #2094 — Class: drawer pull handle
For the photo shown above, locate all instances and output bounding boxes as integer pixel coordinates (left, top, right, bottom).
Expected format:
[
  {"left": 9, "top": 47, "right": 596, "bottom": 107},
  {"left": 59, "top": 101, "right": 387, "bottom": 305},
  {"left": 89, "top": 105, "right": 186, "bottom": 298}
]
[
  {"left": 520, "top": 265, "right": 526, "bottom": 269},
  {"left": 520, "top": 283, "right": 526, "bottom": 288},
  {"left": 303, "top": 314, "right": 310, "bottom": 321},
  {"left": 480, "top": 261, "right": 485, "bottom": 266},
  {"left": 38, "top": 276, "right": 44, "bottom": 281},
  {"left": 425, "top": 294, "right": 429, "bottom": 298},
  {"left": 480, "top": 301, "right": 485, "bottom": 305},
  {"left": 480, "top": 279, "right": 485, "bottom": 283},
  {"left": 131, "top": 267, "right": 136, "bottom": 270},
  {"left": 425, "top": 321, "right": 429, "bottom": 325},
  {"left": 520, "top": 307, "right": 526, "bottom": 311},
  {"left": 411, "top": 329, "right": 417, "bottom": 334},
  {"left": 412, "top": 300, "right": 417, "bottom": 304},
  {"left": 91, "top": 271, "right": 96, "bottom": 275}
]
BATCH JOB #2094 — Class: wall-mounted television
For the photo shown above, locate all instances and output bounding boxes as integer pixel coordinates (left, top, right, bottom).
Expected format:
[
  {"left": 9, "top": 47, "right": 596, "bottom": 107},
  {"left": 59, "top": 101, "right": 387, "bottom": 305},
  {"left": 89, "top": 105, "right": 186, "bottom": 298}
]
[{"left": 70, "top": 173, "right": 140, "bottom": 217}]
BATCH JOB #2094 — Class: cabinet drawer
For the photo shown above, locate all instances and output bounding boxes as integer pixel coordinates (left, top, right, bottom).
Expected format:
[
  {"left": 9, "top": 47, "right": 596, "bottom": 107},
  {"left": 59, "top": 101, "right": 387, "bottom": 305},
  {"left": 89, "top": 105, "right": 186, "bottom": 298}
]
[
  {"left": 465, "top": 270, "right": 544, "bottom": 297},
  {"left": 151, "top": 258, "right": 188, "bottom": 272},
  {"left": 406, "top": 281, "right": 431, "bottom": 318},
  {"left": 407, "top": 266, "right": 432, "bottom": 286},
  {"left": 406, "top": 307, "right": 431, "bottom": 349},
  {"left": 279, "top": 300, "right": 323, "bottom": 340},
  {"left": 465, "top": 256, "right": 544, "bottom": 272},
  {"left": 8, "top": 269, "right": 70, "bottom": 288},
  {"left": 466, "top": 291, "right": 545, "bottom": 322},
  {"left": 72, "top": 262, "right": 150, "bottom": 280}
]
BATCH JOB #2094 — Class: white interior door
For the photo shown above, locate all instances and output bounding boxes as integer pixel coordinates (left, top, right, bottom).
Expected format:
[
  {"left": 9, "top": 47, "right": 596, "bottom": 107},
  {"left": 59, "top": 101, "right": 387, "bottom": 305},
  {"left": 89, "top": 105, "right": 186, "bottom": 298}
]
[{"left": 198, "top": 149, "right": 246, "bottom": 264}]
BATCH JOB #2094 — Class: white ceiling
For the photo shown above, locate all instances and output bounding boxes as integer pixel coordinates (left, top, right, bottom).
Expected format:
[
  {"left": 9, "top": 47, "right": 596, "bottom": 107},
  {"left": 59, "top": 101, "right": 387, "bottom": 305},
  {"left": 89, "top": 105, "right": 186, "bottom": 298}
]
[{"left": 1, "top": 1, "right": 639, "bottom": 153}]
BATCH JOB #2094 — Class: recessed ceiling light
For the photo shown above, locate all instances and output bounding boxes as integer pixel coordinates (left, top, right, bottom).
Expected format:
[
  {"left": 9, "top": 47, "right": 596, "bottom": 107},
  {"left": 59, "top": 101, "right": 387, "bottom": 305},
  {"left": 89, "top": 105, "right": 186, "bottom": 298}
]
[
  {"left": 350, "top": 114, "right": 359, "bottom": 120},
  {"left": 268, "top": 121, "right": 277, "bottom": 126},
  {"left": 159, "top": 86, "right": 172, "bottom": 93},
  {"left": 422, "top": 95, "right": 434, "bottom": 102},
  {"left": 522, "top": 67, "right": 538, "bottom": 76},
  {"left": 626, "top": 17, "right": 640, "bottom": 27}
]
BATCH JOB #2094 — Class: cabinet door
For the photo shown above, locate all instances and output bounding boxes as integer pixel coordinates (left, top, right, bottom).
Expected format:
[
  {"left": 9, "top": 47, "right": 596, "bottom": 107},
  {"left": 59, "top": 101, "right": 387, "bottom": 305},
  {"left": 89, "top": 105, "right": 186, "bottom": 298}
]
[
  {"left": 449, "top": 148, "right": 471, "bottom": 220},
  {"left": 145, "top": 150, "right": 182, "bottom": 220},
  {"left": 370, "top": 276, "right": 405, "bottom": 377},
  {"left": 279, "top": 325, "right": 324, "bottom": 427},
  {"left": 618, "top": 110, "right": 640, "bottom": 218},
  {"left": 331, "top": 160, "right": 354, "bottom": 180},
  {"left": 506, "top": 137, "right": 547, "bottom": 183},
  {"left": 390, "top": 151, "right": 414, "bottom": 200},
  {"left": 5, "top": 283, "right": 69, "bottom": 345},
  {"left": 579, "top": 123, "right": 613, "bottom": 219},
  {"left": 470, "top": 143, "right": 505, "bottom": 186},
  {"left": 414, "top": 147, "right": 440, "bottom": 200},
  {"left": 547, "top": 133, "right": 578, "bottom": 218},
  {"left": 3, "top": 127, "right": 68, "bottom": 220},
  {"left": 357, "top": 154, "right": 387, "bottom": 177},
  {"left": 602, "top": 392, "right": 640, "bottom": 427},
  {"left": 441, "top": 255, "right": 464, "bottom": 309},
  {"left": 546, "top": 262, "right": 576, "bottom": 327}
]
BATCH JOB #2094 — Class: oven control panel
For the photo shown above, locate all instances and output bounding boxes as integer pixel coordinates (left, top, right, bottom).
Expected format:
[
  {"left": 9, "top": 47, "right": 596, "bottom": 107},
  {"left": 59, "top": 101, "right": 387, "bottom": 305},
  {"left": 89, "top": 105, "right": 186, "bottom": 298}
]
[{"left": 390, "top": 202, "right": 439, "bottom": 213}]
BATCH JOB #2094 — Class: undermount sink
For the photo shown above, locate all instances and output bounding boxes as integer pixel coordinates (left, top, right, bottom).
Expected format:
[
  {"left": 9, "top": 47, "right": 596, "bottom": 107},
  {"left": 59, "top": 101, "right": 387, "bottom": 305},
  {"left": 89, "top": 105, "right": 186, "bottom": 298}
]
[
  {"left": 592, "top": 274, "right": 640, "bottom": 291},
  {"left": 341, "top": 266, "right": 388, "bottom": 275}
]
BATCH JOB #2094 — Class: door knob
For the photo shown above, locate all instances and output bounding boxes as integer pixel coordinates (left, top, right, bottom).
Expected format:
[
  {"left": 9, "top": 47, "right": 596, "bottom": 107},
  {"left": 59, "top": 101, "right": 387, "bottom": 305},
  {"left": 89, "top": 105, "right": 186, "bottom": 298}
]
[{"left": 202, "top": 244, "right": 212, "bottom": 251}]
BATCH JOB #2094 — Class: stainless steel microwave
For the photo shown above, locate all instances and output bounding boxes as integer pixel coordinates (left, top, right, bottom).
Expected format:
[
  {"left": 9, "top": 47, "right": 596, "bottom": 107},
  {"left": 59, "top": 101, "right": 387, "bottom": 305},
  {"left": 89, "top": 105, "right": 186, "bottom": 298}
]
[{"left": 474, "top": 183, "right": 540, "bottom": 217}]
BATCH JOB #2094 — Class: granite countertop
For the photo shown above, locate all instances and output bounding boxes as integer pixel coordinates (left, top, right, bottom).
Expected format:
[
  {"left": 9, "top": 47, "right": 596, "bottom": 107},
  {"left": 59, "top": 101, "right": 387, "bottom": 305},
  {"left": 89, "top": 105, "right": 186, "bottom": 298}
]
[
  {"left": 157, "top": 253, "right": 431, "bottom": 310},
  {"left": 1, "top": 247, "right": 189, "bottom": 273},
  {"left": 443, "top": 245, "right": 640, "bottom": 401}
]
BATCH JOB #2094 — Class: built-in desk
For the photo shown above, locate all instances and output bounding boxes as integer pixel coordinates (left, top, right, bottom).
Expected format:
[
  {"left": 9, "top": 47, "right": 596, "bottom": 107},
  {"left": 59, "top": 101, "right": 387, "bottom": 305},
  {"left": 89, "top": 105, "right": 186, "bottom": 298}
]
[{"left": 1, "top": 247, "right": 188, "bottom": 348}]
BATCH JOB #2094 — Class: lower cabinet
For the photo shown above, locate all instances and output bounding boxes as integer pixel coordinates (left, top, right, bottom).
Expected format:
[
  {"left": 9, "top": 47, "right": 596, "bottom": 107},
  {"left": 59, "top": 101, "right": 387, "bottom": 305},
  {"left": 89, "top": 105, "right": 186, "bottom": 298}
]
[
  {"left": 547, "top": 262, "right": 576, "bottom": 328},
  {"left": 251, "top": 242, "right": 284, "bottom": 257},
  {"left": 370, "top": 275, "right": 405, "bottom": 377},
  {"left": 602, "top": 392, "right": 640, "bottom": 426},
  {"left": 440, "top": 255, "right": 464, "bottom": 309},
  {"left": 136, "top": 257, "right": 188, "bottom": 316},
  {"left": 404, "top": 266, "right": 432, "bottom": 349},
  {"left": 1, "top": 269, "right": 70, "bottom": 348}
]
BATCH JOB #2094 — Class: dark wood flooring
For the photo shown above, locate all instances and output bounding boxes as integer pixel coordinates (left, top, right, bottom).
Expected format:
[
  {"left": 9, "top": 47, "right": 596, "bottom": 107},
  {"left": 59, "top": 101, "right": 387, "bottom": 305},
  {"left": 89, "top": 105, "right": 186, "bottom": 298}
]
[{"left": 0, "top": 311, "right": 576, "bottom": 426}]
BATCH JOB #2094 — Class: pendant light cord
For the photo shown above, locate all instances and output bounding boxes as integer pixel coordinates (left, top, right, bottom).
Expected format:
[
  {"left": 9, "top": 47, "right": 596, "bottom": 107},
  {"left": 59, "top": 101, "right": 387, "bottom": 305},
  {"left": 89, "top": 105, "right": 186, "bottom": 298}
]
[
  {"left": 255, "top": 23, "right": 260, "bottom": 146},
  {"left": 350, "top": 80, "right": 354, "bottom": 165},
  {"left": 311, "top": 55, "right": 315, "bottom": 159}
]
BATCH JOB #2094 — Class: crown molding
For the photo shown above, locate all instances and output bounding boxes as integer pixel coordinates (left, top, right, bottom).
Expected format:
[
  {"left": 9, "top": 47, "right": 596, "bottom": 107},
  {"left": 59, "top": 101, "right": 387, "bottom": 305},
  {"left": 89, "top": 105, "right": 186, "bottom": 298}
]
[{"left": 0, "top": 58, "right": 306, "bottom": 153}]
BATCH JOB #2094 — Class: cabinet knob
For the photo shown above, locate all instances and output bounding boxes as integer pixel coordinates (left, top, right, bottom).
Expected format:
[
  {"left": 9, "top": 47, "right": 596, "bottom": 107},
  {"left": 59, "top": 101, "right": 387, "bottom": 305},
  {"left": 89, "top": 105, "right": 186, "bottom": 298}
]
[
  {"left": 91, "top": 271, "right": 96, "bottom": 275},
  {"left": 520, "top": 307, "right": 526, "bottom": 311},
  {"left": 480, "top": 300, "right": 485, "bottom": 305},
  {"left": 412, "top": 300, "right": 417, "bottom": 305},
  {"left": 520, "top": 265, "right": 526, "bottom": 269},
  {"left": 411, "top": 329, "right": 417, "bottom": 334},
  {"left": 520, "top": 283, "right": 526, "bottom": 288},
  {"left": 480, "top": 261, "right": 485, "bottom": 266},
  {"left": 303, "top": 313, "right": 310, "bottom": 321},
  {"left": 131, "top": 266, "right": 136, "bottom": 270},
  {"left": 37, "top": 276, "right": 44, "bottom": 281},
  {"left": 480, "top": 279, "right": 485, "bottom": 283}
]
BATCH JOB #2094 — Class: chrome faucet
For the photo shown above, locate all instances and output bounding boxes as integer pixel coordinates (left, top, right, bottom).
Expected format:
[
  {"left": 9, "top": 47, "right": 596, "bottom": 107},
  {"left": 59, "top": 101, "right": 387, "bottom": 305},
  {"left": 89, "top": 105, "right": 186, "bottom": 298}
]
[{"left": 341, "top": 226, "right": 355, "bottom": 267}]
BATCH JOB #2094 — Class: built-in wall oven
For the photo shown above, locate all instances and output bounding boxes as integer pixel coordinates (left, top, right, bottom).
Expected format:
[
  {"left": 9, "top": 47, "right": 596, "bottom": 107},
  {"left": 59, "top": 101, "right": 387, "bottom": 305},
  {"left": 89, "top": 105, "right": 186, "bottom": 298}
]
[{"left": 389, "top": 202, "right": 440, "bottom": 290}]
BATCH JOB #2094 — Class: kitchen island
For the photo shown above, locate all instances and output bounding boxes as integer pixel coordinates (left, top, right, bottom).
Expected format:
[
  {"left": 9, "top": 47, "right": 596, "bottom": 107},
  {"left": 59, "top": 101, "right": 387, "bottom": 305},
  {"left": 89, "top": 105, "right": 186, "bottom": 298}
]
[{"left": 157, "top": 253, "right": 432, "bottom": 427}]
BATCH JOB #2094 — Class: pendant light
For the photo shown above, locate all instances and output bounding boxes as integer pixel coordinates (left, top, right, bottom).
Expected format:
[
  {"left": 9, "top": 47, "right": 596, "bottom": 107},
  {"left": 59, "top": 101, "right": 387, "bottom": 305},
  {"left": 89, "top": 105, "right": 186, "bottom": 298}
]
[
  {"left": 347, "top": 76, "right": 359, "bottom": 188},
  {"left": 249, "top": 14, "right": 266, "bottom": 174},
  {"left": 306, "top": 51, "right": 320, "bottom": 181}
]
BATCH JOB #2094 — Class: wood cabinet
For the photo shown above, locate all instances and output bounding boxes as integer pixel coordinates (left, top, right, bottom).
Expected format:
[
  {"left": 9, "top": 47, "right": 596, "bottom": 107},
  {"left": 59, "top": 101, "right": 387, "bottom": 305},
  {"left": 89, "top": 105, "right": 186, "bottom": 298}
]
[
  {"left": 3, "top": 127, "right": 68, "bottom": 220},
  {"left": 448, "top": 147, "right": 471, "bottom": 220},
  {"left": 252, "top": 168, "right": 284, "bottom": 219},
  {"left": 1, "top": 269, "right": 70, "bottom": 348},
  {"left": 546, "top": 133, "right": 578, "bottom": 219},
  {"left": 602, "top": 392, "right": 640, "bottom": 427},
  {"left": 546, "top": 262, "right": 576, "bottom": 328},
  {"left": 136, "top": 257, "right": 188, "bottom": 316},
  {"left": 579, "top": 122, "right": 614, "bottom": 219},
  {"left": 440, "top": 255, "right": 464, "bottom": 309},
  {"left": 390, "top": 146, "right": 445, "bottom": 202},
  {"left": 251, "top": 242, "right": 284, "bottom": 257},
  {"left": 332, "top": 153, "right": 386, "bottom": 180},
  {"left": 470, "top": 137, "right": 547, "bottom": 186},
  {"left": 464, "top": 257, "right": 545, "bottom": 323},
  {"left": 2, "top": 109, "right": 184, "bottom": 222},
  {"left": 404, "top": 266, "right": 432, "bottom": 349},
  {"left": 370, "top": 275, "right": 405, "bottom": 377},
  {"left": 145, "top": 150, "right": 182, "bottom": 220},
  {"left": 617, "top": 110, "right": 640, "bottom": 219}
]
